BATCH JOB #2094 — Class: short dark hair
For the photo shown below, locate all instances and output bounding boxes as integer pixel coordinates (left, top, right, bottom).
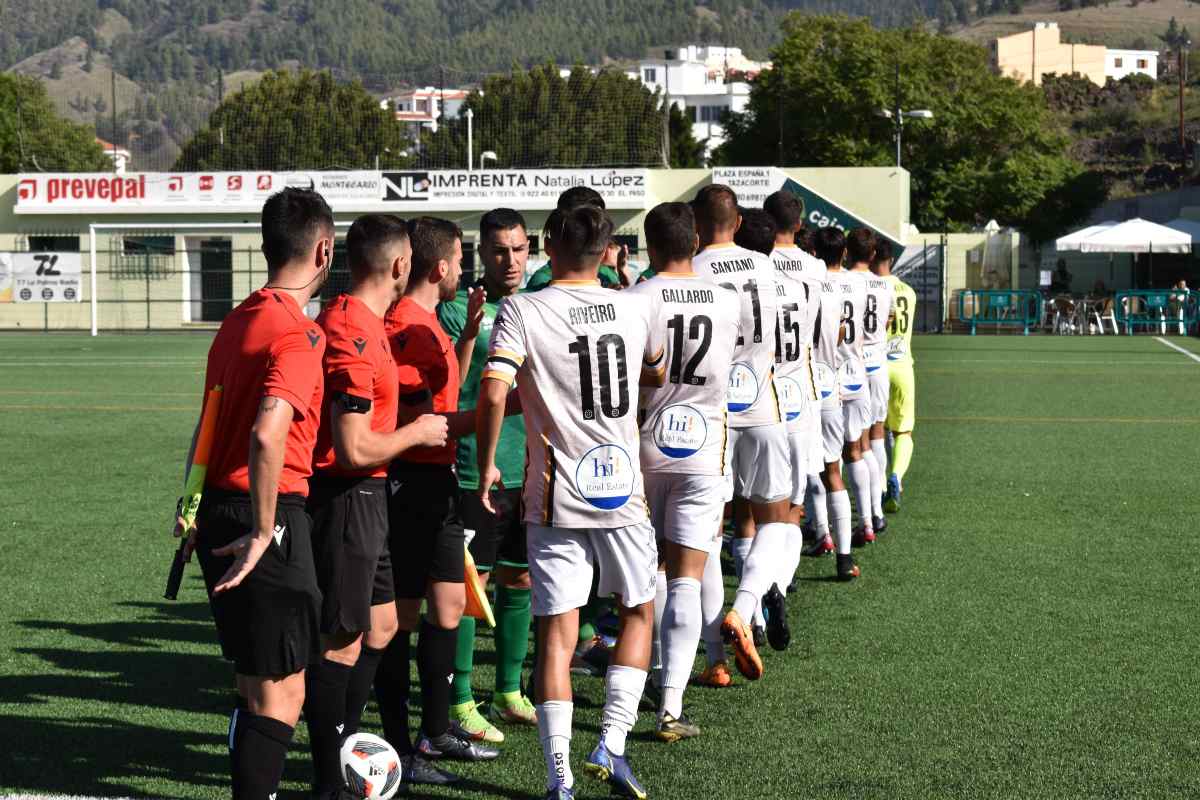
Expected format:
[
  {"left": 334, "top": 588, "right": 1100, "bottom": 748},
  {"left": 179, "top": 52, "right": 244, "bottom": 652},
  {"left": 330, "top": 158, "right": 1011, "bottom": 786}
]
[
  {"left": 872, "top": 239, "right": 894, "bottom": 267},
  {"left": 691, "top": 184, "right": 739, "bottom": 232},
  {"left": 557, "top": 186, "right": 606, "bottom": 211},
  {"left": 408, "top": 217, "right": 463, "bottom": 284},
  {"left": 795, "top": 226, "right": 814, "bottom": 255},
  {"left": 544, "top": 208, "right": 565, "bottom": 243},
  {"left": 763, "top": 190, "right": 804, "bottom": 233},
  {"left": 480, "top": 208, "right": 526, "bottom": 241},
  {"left": 644, "top": 202, "right": 696, "bottom": 262},
  {"left": 554, "top": 205, "right": 614, "bottom": 266},
  {"left": 845, "top": 227, "right": 877, "bottom": 264},
  {"left": 346, "top": 214, "right": 408, "bottom": 280},
  {"left": 813, "top": 226, "right": 846, "bottom": 267},
  {"left": 734, "top": 208, "right": 777, "bottom": 257},
  {"left": 261, "top": 188, "right": 334, "bottom": 273}
]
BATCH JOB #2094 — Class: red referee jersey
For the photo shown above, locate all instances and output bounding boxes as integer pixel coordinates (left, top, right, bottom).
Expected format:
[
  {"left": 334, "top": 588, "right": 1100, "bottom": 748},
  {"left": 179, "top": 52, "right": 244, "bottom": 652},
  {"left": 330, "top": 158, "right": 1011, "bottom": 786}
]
[
  {"left": 313, "top": 294, "right": 399, "bottom": 478},
  {"left": 203, "top": 288, "right": 325, "bottom": 497},
  {"left": 384, "top": 296, "right": 459, "bottom": 466}
]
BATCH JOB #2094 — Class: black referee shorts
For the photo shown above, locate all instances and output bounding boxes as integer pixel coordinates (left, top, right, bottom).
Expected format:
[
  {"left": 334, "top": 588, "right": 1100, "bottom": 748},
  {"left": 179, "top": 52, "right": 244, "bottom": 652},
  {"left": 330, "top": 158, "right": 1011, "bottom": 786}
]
[
  {"left": 307, "top": 474, "right": 394, "bottom": 637},
  {"left": 387, "top": 461, "right": 465, "bottom": 598},
  {"left": 462, "top": 486, "right": 528, "bottom": 572},
  {"left": 196, "top": 490, "right": 322, "bottom": 677}
]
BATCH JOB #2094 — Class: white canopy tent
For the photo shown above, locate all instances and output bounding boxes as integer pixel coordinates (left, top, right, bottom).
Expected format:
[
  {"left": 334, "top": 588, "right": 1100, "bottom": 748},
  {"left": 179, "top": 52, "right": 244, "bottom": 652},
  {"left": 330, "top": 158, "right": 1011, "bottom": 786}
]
[
  {"left": 1075, "top": 218, "right": 1191, "bottom": 254},
  {"left": 1054, "top": 222, "right": 1117, "bottom": 252},
  {"left": 1056, "top": 218, "right": 1191, "bottom": 290},
  {"left": 1164, "top": 218, "right": 1200, "bottom": 243}
]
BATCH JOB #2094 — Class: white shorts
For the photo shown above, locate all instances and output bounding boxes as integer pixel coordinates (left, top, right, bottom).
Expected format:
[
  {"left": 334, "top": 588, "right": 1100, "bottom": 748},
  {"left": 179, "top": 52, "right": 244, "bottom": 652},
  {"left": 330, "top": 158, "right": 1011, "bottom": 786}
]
[
  {"left": 800, "top": 400, "right": 823, "bottom": 476},
  {"left": 787, "top": 431, "right": 809, "bottom": 506},
  {"left": 868, "top": 368, "right": 889, "bottom": 424},
  {"left": 527, "top": 521, "right": 658, "bottom": 617},
  {"left": 726, "top": 423, "right": 791, "bottom": 504},
  {"left": 645, "top": 472, "right": 725, "bottom": 552},
  {"left": 842, "top": 393, "right": 872, "bottom": 444},
  {"left": 820, "top": 398, "right": 844, "bottom": 464}
]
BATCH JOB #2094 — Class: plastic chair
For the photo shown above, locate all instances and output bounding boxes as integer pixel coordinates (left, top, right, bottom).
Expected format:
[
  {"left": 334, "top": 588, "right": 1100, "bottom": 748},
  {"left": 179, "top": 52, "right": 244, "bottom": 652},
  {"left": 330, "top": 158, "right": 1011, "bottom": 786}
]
[
  {"left": 1051, "top": 296, "right": 1077, "bottom": 335},
  {"left": 1092, "top": 298, "right": 1118, "bottom": 335}
]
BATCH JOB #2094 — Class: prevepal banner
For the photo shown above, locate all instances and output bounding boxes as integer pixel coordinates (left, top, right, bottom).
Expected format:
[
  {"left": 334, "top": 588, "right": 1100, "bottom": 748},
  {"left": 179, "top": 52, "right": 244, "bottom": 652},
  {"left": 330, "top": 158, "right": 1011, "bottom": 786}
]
[
  {"left": 15, "top": 169, "right": 649, "bottom": 214},
  {"left": 0, "top": 252, "right": 82, "bottom": 302},
  {"left": 712, "top": 167, "right": 904, "bottom": 259}
]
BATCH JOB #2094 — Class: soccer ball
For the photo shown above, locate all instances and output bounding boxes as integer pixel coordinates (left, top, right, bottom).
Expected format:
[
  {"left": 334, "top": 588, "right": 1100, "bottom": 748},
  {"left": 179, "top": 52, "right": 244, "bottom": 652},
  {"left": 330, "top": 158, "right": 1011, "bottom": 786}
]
[{"left": 339, "top": 732, "right": 402, "bottom": 800}]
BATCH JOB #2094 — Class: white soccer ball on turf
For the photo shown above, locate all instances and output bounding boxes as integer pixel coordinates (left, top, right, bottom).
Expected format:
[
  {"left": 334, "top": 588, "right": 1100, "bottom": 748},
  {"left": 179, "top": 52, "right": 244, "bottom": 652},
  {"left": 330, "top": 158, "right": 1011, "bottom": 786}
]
[{"left": 339, "top": 732, "right": 402, "bottom": 800}]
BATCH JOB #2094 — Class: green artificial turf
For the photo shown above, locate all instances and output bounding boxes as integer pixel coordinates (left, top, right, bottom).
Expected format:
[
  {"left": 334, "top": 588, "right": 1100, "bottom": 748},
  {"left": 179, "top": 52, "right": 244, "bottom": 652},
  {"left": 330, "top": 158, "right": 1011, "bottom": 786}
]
[{"left": 1, "top": 332, "right": 1198, "bottom": 799}]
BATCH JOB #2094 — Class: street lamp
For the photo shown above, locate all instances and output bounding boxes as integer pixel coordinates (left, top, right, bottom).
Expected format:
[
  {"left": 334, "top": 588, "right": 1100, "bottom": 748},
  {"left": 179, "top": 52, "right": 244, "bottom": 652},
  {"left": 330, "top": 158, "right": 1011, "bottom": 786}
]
[
  {"left": 480, "top": 150, "right": 498, "bottom": 169},
  {"left": 877, "top": 107, "right": 934, "bottom": 168}
]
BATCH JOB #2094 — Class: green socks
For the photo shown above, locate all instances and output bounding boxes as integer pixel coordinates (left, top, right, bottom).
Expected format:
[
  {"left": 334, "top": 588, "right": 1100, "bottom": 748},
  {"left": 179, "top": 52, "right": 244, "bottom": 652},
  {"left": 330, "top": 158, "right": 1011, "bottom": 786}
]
[
  {"left": 494, "top": 585, "right": 532, "bottom": 695},
  {"left": 451, "top": 615, "right": 477, "bottom": 707}
]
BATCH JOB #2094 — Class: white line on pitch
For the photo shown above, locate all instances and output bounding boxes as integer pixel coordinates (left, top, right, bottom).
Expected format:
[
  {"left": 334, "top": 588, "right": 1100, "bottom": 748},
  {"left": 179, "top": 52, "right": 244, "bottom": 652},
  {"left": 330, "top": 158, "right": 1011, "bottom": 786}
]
[{"left": 1154, "top": 337, "right": 1200, "bottom": 363}]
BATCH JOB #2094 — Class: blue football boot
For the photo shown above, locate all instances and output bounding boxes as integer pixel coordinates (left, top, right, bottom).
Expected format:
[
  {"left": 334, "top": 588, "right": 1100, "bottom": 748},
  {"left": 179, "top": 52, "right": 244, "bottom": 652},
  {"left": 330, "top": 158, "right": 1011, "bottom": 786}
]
[{"left": 585, "top": 741, "right": 648, "bottom": 799}]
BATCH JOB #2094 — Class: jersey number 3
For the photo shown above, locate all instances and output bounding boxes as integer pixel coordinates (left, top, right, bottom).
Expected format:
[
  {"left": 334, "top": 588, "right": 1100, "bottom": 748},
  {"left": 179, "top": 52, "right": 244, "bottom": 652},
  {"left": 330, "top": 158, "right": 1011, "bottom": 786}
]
[{"left": 569, "top": 334, "right": 629, "bottom": 420}]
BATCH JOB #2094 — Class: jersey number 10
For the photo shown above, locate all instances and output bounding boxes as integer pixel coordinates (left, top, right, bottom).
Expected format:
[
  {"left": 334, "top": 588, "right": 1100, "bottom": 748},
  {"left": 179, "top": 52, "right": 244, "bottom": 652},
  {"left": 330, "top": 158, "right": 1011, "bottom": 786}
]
[{"left": 569, "top": 334, "right": 629, "bottom": 420}]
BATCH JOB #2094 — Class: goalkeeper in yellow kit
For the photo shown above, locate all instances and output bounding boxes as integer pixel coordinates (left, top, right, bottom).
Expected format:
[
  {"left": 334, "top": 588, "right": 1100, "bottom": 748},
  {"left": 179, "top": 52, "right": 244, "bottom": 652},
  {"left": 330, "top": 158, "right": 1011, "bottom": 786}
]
[{"left": 871, "top": 242, "right": 916, "bottom": 512}]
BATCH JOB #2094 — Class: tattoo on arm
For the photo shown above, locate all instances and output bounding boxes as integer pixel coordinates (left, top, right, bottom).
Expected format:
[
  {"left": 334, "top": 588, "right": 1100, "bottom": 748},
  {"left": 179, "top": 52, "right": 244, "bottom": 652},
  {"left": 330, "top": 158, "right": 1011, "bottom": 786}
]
[{"left": 261, "top": 397, "right": 280, "bottom": 412}]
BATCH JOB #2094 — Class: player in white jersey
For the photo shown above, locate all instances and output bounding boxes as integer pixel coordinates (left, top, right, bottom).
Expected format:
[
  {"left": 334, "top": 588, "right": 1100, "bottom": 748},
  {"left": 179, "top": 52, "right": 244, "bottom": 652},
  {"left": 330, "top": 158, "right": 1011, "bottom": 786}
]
[
  {"left": 476, "top": 205, "right": 665, "bottom": 800},
  {"left": 626, "top": 202, "right": 741, "bottom": 740},
  {"left": 733, "top": 207, "right": 804, "bottom": 654},
  {"left": 810, "top": 227, "right": 861, "bottom": 581},
  {"left": 764, "top": 191, "right": 826, "bottom": 603},
  {"left": 851, "top": 233, "right": 895, "bottom": 537},
  {"left": 834, "top": 229, "right": 876, "bottom": 547},
  {"left": 689, "top": 185, "right": 788, "bottom": 681}
]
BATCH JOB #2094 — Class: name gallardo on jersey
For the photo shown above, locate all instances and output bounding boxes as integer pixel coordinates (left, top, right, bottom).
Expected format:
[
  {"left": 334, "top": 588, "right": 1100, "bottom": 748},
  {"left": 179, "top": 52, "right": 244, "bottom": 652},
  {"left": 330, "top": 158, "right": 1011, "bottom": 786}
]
[
  {"left": 692, "top": 243, "right": 781, "bottom": 429},
  {"left": 483, "top": 281, "right": 663, "bottom": 529},
  {"left": 626, "top": 274, "right": 742, "bottom": 475}
]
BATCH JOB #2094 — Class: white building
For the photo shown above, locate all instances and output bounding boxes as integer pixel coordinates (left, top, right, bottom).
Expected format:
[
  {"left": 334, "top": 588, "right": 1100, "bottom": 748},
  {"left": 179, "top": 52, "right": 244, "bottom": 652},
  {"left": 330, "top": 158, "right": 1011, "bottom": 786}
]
[
  {"left": 1106, "top": 49, "right": 1158, "bottom": 81},
  {"left": 636, "top": 45, "right": 768, "bottom": 157},
  {"left": 96, "top": 138, "right": 131, "bottom": 175},
  {"left": 382, "top": 87, "right": 471, "bottom": 138}
]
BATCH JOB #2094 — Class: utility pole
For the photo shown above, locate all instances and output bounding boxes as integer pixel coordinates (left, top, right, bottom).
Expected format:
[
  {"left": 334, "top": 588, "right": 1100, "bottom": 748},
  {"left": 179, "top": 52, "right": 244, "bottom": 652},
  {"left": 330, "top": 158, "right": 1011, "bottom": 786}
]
[
  {"left": 110, "top": 68, "right": 117, "bottom": 170},
  {"left": 894, "top": 60, "right": 902, "bottom": 168},
  {"left": 1180, "top": 40, "right": 1190, "bottom": 169}
]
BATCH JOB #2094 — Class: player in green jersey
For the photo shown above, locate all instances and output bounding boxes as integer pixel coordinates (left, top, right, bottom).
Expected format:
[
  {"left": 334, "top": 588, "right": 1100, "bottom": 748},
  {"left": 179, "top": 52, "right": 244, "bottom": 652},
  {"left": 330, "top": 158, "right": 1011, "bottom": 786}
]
[
  {"left": 871, "top": 243, "right": 917, "bottom": 512},
  {"left": 438, "top": 208, "right": 537, "bottom": 741}
]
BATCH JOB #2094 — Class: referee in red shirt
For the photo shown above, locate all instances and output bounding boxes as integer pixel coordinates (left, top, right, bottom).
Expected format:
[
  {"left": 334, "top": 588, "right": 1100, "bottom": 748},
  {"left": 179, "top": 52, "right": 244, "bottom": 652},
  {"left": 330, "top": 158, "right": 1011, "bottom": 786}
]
[
  {"left": 175, "top": 188, "right": 333, "bottom": 800},
  {"left": 374, "top": 217, "right": 501, "bottom": 777},
  {"left": 303, "top": 214, "right": 449, "bottom": 797}
]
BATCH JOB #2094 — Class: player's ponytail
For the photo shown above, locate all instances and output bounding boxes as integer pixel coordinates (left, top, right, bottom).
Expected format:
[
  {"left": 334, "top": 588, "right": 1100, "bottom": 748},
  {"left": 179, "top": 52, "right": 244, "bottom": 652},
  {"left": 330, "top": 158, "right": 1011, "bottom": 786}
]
[{"left": 555, "top": 204, "right": 614, "bottom": 265}]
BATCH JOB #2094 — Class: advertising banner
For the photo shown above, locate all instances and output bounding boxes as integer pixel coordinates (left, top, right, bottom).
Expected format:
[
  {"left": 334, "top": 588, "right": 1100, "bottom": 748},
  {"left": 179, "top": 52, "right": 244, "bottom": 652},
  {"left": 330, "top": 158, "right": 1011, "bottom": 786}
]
[
  {"left": 712, "top": 167, "right": 904, "bottom": 259},
  {"left": 1, "top": 252, "right": 83, "bottom": 302},
  {"left": 15, "top": 169, "right": 649, "bottom": 214}
]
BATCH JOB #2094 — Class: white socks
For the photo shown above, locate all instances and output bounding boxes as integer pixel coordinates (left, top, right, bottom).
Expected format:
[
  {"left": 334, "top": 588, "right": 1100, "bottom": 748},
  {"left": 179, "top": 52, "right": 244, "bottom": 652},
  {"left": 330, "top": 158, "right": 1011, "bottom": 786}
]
[
  {"left": 806, "top": 474, "right": 829, "bottom": 534},
  {"left": 700, "top": 545, "right": 726, "bottom": 665},
  {"left": 846, "top": 458, "right": 873, "bottom": 531},
  {"left": 779, "top": 523, "right": 803, "bottom": 594},
  {"left": 600, "top": 665, "right": 647, "bottom": 757},
  {"left": 732, "top": 522, "right": 789, "bottom": 622},
  {"left": 870, "top": 437, "right": 888, "bottom": 516},
  {"left": 830, "top": 489, "right": 852, "bottom": 554},
  {"left": 731, "top": 537, "right": 752, "bottom": 579},
  {"left": 651, "top": 569, "right": 667, "bottom": 678},
  {"left": 660, "top": 576, "right": 702, "bottom": 719},
  {"left": 538, "top": 700, "right": 574, "bottom": 790}
]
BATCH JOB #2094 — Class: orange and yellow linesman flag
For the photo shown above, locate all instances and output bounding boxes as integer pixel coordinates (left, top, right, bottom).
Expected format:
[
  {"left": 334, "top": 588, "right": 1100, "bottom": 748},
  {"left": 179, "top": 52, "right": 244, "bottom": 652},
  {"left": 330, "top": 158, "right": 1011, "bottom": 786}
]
[
  {"left": 463, "top": 545, "right": 495, "bottom": 628},
  {"left": 165, "top": 385, "right": 222, "bottom": 600}
]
